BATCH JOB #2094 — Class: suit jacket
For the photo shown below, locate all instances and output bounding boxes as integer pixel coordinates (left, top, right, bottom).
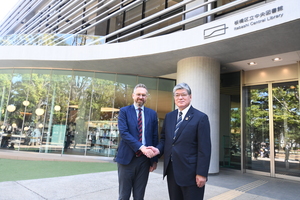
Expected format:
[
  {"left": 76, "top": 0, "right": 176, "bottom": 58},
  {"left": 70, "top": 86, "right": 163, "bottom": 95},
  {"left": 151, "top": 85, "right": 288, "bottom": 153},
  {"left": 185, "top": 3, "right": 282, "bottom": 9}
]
[
  {"left": 116, "top": 104, "right": 158, "bottom": 165},
  {"left": 157, "top": 106, "right": 211, "bottom": 187}
]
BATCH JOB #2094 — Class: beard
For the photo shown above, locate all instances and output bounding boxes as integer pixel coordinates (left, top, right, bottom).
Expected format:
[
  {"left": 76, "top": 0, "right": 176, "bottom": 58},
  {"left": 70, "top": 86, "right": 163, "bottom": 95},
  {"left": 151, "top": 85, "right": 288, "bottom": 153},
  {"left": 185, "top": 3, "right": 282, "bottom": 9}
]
[{"left": 136, "top": 99, "right": 145, "bottom": 107}]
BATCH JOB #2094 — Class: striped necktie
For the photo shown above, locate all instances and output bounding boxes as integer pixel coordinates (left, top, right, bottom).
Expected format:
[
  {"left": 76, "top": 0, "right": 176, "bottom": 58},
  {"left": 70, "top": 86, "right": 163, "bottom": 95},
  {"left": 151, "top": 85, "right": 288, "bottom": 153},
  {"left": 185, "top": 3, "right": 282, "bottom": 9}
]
[
  {"left": 136, "top": 108, "right": 143, "bottom": 157},
  {"left": 174, "top": 111, "right": 182, "bottom": 139},
  {"left": 138, "top": 108, "right": 142, "bottom": 142}
]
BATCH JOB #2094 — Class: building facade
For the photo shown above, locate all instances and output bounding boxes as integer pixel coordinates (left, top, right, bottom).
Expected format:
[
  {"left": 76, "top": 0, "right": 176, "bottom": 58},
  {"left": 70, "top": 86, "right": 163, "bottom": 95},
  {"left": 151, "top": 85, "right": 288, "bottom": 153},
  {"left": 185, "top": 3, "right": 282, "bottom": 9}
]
[{"left": 0, "top": 0, "right": 299, "bottom": 180}]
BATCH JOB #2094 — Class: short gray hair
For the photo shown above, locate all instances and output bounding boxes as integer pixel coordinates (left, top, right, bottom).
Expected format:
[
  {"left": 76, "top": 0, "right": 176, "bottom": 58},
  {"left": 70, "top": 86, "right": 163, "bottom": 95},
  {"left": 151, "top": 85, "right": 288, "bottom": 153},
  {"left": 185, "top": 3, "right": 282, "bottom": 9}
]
[
  {"left": 133, "top": 83, "right": 148, "bottom": 93},
  {"left": 173, "top": 83, "right": 191, "bottom": 95}
]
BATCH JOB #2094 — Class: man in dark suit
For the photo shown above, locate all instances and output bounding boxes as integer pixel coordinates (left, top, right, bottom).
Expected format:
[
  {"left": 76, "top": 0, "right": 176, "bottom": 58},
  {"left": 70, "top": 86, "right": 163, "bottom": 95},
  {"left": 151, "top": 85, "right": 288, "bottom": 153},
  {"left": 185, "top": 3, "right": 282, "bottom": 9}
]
[
  {"left": 149, "top": 82, "right": 211, "bottom": 200},
  {"left": 115, "top": 83, "right": 158, "bottom": 200}
]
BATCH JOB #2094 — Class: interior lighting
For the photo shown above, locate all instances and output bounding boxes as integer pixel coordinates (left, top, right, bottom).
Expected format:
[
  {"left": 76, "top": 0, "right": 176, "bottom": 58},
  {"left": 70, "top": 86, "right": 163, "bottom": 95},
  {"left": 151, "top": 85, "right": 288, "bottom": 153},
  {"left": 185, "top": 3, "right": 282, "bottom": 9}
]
[
  {"left": 23, "top": 100, "right": 30, "bottom": 106},
  {"left": 7, "top": 105, "right": 16, "bottom": 112},
  {"left": 38, "top": 124, "right": 44, "bottom": 128},
  {"left": 35, "top": 108, "right": 45, "bottom": 116},
  {"left": 272, "top": 57, "right": 282, "bottom": 62},
  {"left": 248, "top": 62, "right": 257, "bottom": 66},
  {"left": 101, "top": 107, "right": 120, "bottom": 112},
  {"left": 54, "top": 105, "right": 61, "bottom": 111},
  {"left": 12, "top": 123, "right": 17, "bottom": 128}
]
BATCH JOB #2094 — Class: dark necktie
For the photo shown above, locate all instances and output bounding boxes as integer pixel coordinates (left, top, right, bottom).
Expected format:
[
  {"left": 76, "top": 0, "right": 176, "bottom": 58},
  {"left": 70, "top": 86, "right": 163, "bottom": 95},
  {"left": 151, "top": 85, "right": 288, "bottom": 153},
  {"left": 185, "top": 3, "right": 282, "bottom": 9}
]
[
  {"left": 173, "top": 111, "right": 182, "bottom": 139},
  {"left": 136, "top": 108, "right": 143, "bottom": 157},
  {"left": 138, "top": 108, "right": 142, "bottom": 142}
]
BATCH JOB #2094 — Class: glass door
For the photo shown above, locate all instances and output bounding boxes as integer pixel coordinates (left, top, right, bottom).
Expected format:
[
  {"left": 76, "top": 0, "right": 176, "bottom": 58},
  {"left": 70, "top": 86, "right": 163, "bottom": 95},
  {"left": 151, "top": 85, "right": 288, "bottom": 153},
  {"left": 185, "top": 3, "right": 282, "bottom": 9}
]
[
  {"left": 272, "top": 81, "right": 300, "bottom": 177},
  {"left": 244, "top": 81, "right": 300, "bottom": 177},
  {"left": 244, "top": 84, "right": 270, "bottom": 173}
]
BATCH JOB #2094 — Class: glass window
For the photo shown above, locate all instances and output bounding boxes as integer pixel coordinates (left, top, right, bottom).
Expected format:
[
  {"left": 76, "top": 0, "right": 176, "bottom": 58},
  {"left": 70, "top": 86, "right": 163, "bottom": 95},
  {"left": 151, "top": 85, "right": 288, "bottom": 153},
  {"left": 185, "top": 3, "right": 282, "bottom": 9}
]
[
  {"left": 39, "top": 70, "right": 72, "bottom": 154},
  {"left": 215, "top": 0, "right": 264, "bottom": 16},
  {"left": 145, "top": 0, "right": 166, "bottom": 17},
  {"left": 88, "top": 72, "right": 117, "bottom": 156},
  {"left": 137, "top": 76, "right": 158, "bottom": 111},
  {"left": 2, "top": 69, "right": 32, "bottom": 150},
  {"left": 124, "top": 4, "right": 142, "bottom": 26},
  {"left": 157, "top": 78, "right": 175, "bottom": 135},
  {"left": 66, "top": 71, "right": 94, "bottom": 155},
  {"left": 220, "top": 72, "right": 241, "bottom": 169},
  {"left": 0, "top": 69, "right": 13, "bottom": 130},
  {"left": 115, "top": 74, "right": 137, "bottom": 110},
  {"left": 120, "top": 4, "right": 143, "bottom": 41},
  {"left": 0, "top": 69, "right": 175, "bottom": 158},
  {"left": 143, "top": 1, "right": 183, "bottom": 35},
  {"left": 108, "top": 13, "right": 124, "bottom": 34}
]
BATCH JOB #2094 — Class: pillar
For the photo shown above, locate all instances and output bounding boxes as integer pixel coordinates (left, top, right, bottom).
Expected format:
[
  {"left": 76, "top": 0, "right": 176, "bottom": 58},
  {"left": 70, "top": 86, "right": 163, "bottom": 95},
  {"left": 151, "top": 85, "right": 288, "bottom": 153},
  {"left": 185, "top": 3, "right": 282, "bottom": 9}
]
[{"left": 177, "top": 56, "right": 220, "bottom": 174}]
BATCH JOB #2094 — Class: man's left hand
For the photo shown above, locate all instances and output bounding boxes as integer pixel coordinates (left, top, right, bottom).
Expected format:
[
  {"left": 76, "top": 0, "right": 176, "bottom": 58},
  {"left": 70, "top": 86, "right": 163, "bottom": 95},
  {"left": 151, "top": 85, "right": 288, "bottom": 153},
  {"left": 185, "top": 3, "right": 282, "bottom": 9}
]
[
  {"left": 149, "top": 162, "right": 157, "bottom": 172},
  {"left": 196, "top": 175, "right": 206, "bottom": 188}
]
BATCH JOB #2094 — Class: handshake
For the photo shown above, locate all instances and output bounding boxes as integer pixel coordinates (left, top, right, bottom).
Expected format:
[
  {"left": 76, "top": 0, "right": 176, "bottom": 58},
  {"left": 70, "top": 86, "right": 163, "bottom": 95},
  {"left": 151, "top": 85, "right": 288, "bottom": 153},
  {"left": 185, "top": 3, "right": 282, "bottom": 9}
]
[{"left": 140, "top": 146, "right": 160, "bottom": 158}]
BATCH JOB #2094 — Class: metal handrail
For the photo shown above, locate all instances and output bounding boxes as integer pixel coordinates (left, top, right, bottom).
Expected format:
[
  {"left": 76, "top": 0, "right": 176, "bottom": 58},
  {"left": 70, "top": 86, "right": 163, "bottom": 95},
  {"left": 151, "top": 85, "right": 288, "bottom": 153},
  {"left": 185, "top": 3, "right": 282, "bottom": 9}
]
[
  {"left": 0, "top": 0, "right": 38, "bottom": 35},
  {"left": 1, "top": 0, "right": 58, "bottom": 45},
  {"left": 23, "top": 0, "right": 105, "bottom": 46},
  {"left": 0, "top": 0, "right": 255, "bottom": 46},
  {"left": 105, "top": 0, "right": 217, "bottom": 44},
  {"left": 15, "top": 0, "right": 83, "bottom": 46},
  {"left": 1, "top": 0, "right": 52, "bottom": 37},
  {"left": 134, "top": 0, "right": 252, "bottom": 41},
  {"left": 54, "top": 0, "right": 143, "bottom": 46}
]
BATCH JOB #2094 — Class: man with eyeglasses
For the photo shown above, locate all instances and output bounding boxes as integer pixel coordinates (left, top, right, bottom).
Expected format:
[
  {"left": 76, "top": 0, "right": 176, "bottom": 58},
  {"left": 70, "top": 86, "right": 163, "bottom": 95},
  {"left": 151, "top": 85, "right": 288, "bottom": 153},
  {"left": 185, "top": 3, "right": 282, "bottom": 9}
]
[
  {"left": 115, "top": 83, "right": 158, "bottom": 200},
  {"left": 149, "top": 82, "right": 211, "bottom": 200}
]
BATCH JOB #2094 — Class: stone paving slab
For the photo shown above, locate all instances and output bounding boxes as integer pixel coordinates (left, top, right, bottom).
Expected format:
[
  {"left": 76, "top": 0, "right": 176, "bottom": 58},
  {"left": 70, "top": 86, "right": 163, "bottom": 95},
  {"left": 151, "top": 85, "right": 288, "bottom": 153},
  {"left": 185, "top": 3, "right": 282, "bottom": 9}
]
[{"left": 1, "top": 150, "right": 300, "bottom": 200}]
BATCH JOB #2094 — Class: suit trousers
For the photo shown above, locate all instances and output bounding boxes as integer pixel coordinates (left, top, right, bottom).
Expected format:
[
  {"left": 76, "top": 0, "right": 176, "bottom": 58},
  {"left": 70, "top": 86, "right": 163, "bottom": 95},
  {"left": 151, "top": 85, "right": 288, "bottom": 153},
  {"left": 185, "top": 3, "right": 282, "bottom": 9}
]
[
  {"left": 118, "top": 155, "right": 150, "bottom": 200},
  {"left": 166, "top": 161, "right": 205, "bottom": 200}
]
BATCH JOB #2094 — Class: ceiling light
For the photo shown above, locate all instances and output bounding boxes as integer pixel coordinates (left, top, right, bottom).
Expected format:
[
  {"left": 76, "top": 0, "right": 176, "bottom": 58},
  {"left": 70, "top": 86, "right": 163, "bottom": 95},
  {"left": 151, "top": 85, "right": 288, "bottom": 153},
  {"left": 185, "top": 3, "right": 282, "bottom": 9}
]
[
  {"left": 248, "top": 62, "right": 257, "bottom": 66},
  {"left": 272, "top": 57, "right": 282, "bottom": 62}
]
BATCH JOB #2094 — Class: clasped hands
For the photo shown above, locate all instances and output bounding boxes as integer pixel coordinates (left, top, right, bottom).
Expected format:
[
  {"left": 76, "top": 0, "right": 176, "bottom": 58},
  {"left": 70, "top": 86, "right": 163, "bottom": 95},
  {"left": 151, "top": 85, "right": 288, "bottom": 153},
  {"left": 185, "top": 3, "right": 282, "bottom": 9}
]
[{"left": 140, "top": 146, "right": 160, "bottom": 158}]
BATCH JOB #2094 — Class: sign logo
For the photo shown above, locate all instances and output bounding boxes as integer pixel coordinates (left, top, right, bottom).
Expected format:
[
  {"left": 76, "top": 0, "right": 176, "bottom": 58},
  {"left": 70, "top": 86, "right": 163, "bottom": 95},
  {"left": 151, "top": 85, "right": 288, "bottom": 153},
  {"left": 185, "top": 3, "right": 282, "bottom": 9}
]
[{"left": 204, "top": 24, "right": 228, "bottom": 39}]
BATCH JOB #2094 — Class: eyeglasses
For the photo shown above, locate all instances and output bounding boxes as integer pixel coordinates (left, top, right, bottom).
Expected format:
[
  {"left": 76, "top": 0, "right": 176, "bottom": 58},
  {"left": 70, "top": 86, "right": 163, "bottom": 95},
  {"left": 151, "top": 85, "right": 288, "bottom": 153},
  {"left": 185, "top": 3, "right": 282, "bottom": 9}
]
[
  {"left": 135, "top": 93, "right": 147, "bottom": 98},
  {"left": 174, "top": 93, "right": 189, "bottom": 98}
]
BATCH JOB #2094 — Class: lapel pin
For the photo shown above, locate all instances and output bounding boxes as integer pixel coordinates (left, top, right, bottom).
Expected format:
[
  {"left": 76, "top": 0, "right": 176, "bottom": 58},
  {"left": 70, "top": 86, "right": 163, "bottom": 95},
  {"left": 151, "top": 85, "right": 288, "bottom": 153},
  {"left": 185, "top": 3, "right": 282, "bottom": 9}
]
[{"left": 185, "top": 117, "right": 189, "bottom": 120}]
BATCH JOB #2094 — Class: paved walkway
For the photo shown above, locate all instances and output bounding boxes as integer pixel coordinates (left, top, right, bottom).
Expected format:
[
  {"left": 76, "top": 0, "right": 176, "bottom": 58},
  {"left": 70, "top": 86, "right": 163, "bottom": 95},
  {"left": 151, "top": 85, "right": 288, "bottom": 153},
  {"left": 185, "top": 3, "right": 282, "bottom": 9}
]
[{"left": 1, "top": 150, "right": 300, "bottom": 199}]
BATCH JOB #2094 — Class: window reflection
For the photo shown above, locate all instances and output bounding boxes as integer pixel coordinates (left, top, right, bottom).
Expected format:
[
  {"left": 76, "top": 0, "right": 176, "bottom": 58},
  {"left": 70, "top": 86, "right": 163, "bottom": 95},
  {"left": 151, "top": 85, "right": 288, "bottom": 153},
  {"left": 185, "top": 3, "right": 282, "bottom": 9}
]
[
  {"left": 245, "top": 85, "right": 270, "bottom": 173},
  {"left": 220, "top": 72, "right": 241, "bottom": 169},
  {"left": 0, "top": 69, "right": 175, "bottom": 157},
  {"left": 215, "top": 0, "right": 264, "bottom": 16},
  {"left": 273, "top": 81, "right": 300, "bottom": 177},
  {"left": 88, "top": 73, "right": 117, "bottom": 156},
  {"left": 245, "top": 82, "right": 300, "bottom": 177}
]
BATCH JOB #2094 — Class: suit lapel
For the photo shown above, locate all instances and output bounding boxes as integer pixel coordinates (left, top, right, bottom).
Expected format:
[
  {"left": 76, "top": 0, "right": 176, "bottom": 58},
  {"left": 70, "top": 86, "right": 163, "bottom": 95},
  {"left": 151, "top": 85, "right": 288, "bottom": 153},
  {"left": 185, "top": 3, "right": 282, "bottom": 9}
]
[
  {"left": 140, "top": 107, "right": 150, "bottom": 143},
  {"left": 144, "top": 107, "right": 148, "bottom": 136},
  {"left": 129, "top": 105, "right": 138, "bottom": 131},
  {"left": 170, "top": 110, "right": 178, "bottom": 136}
]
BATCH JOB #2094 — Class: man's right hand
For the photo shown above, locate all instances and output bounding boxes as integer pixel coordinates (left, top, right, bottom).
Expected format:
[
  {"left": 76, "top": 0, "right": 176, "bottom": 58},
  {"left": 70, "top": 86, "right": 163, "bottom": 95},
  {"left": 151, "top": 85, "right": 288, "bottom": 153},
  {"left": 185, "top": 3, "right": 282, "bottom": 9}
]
[
  {"left": 146, "top": 146, "right": 160, "bottom": 158},
  {"left": 140, "top": 146, "right": 155, "bottom": 158}
]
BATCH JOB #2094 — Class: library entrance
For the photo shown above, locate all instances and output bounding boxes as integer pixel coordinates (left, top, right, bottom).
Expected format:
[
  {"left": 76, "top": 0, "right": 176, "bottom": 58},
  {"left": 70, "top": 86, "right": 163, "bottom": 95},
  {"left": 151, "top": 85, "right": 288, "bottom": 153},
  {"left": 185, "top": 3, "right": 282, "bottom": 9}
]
[{"left": 244, "top": 81, "right": 300, "bottom": 178}]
